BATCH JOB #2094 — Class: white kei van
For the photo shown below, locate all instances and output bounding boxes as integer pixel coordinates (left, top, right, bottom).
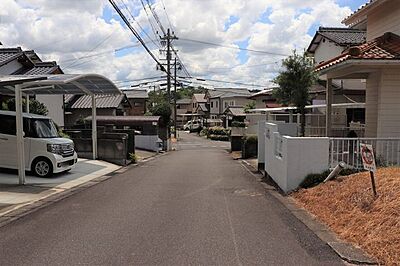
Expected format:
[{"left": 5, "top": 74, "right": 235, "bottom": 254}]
[{"left": 0, "top": 110, "right": 78, "bottom": 177}]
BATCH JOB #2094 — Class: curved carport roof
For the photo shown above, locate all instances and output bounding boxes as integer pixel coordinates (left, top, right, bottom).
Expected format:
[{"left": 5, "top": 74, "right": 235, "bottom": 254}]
[
  {"left": 0, "top": 74, "right": 121, "bottom": 185},
  {"left": 0, "top": 74, "right": 121, "bottom": 95}
]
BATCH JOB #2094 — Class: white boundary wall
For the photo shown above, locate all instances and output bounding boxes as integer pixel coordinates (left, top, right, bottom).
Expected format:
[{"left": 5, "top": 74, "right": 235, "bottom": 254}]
[{"left": 261, "top": 122, "right": 329, "bottom": 192}]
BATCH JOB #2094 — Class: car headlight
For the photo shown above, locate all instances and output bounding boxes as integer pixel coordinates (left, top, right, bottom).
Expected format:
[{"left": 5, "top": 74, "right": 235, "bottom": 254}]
[{"left": 47, "top": 144, "right": 63, "bottom": 155}]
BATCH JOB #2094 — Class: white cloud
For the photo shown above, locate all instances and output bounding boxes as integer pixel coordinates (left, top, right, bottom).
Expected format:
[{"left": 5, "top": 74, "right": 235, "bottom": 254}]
[{"left": 0, "top": 0, "right": 354, "bottom": 89}]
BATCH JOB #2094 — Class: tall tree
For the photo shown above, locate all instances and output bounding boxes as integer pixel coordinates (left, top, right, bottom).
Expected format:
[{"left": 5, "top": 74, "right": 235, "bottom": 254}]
[{"left": 273, "top": 51, "right": 317, "bottom": 136}]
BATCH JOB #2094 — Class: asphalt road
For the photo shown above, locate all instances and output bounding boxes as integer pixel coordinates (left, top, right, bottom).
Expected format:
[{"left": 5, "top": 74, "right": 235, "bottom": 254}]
[{"left": 0, "top": 132, "right": 343, "bottom": 265}]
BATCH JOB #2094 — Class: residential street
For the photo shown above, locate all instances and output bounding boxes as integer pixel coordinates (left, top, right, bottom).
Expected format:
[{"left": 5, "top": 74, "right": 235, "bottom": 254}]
[{"left": 0, "top": 132, "right": 342, "bottom": 265}]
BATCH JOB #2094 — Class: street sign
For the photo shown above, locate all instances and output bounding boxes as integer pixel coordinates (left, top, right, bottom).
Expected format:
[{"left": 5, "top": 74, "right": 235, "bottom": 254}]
[
  {"left": 360, "top": 143, "right": 376, "bottom": 172},
  {"left": 360, "top": 143, "right": 378, "bottom": 197}
]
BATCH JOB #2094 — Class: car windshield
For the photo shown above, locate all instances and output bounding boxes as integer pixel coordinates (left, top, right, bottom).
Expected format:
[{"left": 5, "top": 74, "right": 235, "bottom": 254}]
[{"left": 32, "top": 119, "right": 59, "bottom": 138}]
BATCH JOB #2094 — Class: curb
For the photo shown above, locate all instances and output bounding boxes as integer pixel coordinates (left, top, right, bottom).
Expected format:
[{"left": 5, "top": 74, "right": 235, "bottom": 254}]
[
  {"left": 240, "top": 159, "right": 377, "bottom": 265},
  {"left": 0, "top": 153, "right": 167, "bottom": 229}
]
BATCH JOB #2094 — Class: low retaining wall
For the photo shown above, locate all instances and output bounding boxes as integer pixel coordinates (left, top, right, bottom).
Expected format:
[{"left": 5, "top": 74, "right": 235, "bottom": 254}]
[{"left": 261, "top": 122, "right": 329, "bottom": 192}]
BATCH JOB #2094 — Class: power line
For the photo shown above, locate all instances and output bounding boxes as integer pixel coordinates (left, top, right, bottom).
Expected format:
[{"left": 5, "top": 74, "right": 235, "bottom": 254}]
[
  {"left": 120, "top": 0, "right": 160, "bottom": 49},
  {"left": 140, "top": 0, "right": 161, "bottom": 43},
  {"left": 108, "top": 0, "right": 177, "bottom": 83},
  {"left": 179, "top": 76, "right": 269, "bottom": 88},
  {"left": 146, "top": 0, "right": 166, "bottom": 35},
  {"left": 160, "top": 0, "right": 174, "bottom": 32},
  {"left": 64, "top": 30, "right": 115, "bottom": 69},
  {"left": 179, "top": 38, "right": 289, "bottom": 56}
]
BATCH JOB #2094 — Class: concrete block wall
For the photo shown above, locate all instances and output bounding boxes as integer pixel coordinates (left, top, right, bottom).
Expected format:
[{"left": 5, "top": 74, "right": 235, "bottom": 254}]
[{"left": 261, "top": 122, "right": 329, "bottom": 193}]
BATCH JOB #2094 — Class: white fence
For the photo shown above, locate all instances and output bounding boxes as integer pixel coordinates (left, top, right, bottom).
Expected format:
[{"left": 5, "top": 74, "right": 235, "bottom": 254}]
[{"left": 329, "top": 138, "right": 400, "bottom": 169}]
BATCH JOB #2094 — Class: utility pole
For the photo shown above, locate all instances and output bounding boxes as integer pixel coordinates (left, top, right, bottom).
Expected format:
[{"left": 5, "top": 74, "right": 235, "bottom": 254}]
[
  {"left": 174, "top": 58, "right": 177, "bottom": 138},
  {"left": 160, "top": 28, "right": 178, "bottom": 142}
]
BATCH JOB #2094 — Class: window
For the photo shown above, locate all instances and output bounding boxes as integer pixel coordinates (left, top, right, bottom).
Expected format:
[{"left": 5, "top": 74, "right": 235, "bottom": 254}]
[
  {"left": 224, "top": 102, "right": 228, "bottom": 108},
  {"left": 0, "top": 114, "right": 16, "bottom": 135},
  {"left": 211, "top": 102, "right": 213, "bottom": 108},
  {"left": 0, "top": 115, "right": 31, "bottom": 136},
  {"left": 134, "top": 102, "right": 141, "bottom": 107},
  {"left": 216, "top": 101, "right": 218, "bottom": 107}
]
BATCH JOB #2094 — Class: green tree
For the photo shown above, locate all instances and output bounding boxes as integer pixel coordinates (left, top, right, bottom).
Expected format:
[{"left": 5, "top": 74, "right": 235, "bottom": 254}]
[
  {"left": 244, "top": 101, "right": 256, "bottom": 113},
  {"left": 1, "top": 98, "right": 48, "bottom": 115},
  {"left": 149, "top": 101, "right": 171, "bottom": 127},
  {"left": 273, "top": 51, "right": 317, "bottom": 136}
]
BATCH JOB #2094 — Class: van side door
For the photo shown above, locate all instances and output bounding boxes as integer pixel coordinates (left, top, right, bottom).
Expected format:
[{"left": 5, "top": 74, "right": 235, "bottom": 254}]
[{"left": 0, "top": 115, "right": 31, "bottom": 169}]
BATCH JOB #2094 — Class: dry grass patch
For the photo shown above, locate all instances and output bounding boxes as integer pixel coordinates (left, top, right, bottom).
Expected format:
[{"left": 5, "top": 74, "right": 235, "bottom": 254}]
[{"left": 292, "top": 167, "right": 400, "bottom": 265}]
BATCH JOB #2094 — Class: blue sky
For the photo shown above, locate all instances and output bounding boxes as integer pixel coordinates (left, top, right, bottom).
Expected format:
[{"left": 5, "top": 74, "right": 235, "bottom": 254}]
[{"left": 1, "top": 0, "right": 371, "bottom": 87}]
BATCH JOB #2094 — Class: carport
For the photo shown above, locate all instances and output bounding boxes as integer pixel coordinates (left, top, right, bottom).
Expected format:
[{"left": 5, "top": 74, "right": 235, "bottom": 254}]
[{"left": 0, "top": 74, "right": 122, "bottom": 185}]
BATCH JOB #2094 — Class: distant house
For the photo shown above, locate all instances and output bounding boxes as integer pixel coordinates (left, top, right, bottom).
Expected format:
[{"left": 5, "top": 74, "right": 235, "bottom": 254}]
[
  {"left": 64, "top": 94, "right": 131, "bottom": 128},
  {"left": 175, "top": 98, "right": 191, "bottom": 128},
  {"left": 223, "top": 106, "right": 246, "bottom": 127},
  {"left": 0, "top": 47, "right": 65, "bottom": 126},
  {"left": 191, "top": 93, "right": 207, "bottom": 111},
  {"left": 205, "top": 88, "right": 252, "bottom": 119},
  {"left": 122, "top": 89, "right": 148, "bottom": 116},
  {"left": 248, "top": 89, "right": 280, "bottom": 109}
]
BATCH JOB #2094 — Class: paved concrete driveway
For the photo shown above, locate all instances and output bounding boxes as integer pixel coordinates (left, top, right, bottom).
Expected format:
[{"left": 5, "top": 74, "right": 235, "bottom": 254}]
[{"left": 0, "top": 159, "right": 120, "bottom": 215}]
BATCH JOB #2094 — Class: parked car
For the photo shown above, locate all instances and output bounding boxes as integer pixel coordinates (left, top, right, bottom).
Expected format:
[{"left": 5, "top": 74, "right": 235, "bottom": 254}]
[
  {"left": 0, "top": 110, "right": 78, "bottom": 177},
  {"left": 183, "top": 120, "right": 202, "bottom": 132}
]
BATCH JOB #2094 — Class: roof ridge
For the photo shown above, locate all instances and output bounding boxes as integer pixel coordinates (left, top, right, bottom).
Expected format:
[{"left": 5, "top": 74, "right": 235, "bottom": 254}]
[{"left": 318, "top": 27, "right": 366, "bottom": 32}]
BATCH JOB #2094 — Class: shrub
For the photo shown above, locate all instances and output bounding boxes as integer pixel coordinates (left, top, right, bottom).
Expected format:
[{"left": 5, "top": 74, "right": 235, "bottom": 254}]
[
  {"left": 129, "top": 153, "right": 139, "bottom": 163},
  {"left": 199, "top": 128, "right": 208, "bottom": 137},
  {"left": 243, "top": 135, "right": 257, "bottom": 144},
  {"left": 207, "top": 126, "right": 229, "bottom": 136},
  {"left": 209, "top": 134, "right": 229, "bottom": 141},
  {"left": 231, "top": 121, "right": 246, "bottom": 128},
  {"left": 300, "top": 170, "right": 330, "bottom": 189}
]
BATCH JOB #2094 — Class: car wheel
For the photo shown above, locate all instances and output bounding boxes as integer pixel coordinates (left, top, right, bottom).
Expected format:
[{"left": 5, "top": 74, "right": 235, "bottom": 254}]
[{"left": 32, "top": 158, "right": 53, "bottom": 178}]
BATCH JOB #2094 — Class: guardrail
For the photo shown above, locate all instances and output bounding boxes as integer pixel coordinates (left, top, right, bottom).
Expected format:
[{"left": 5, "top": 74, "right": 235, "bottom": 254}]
[{"left": 329, "top": 138, "right": 400, "bottom": 169}]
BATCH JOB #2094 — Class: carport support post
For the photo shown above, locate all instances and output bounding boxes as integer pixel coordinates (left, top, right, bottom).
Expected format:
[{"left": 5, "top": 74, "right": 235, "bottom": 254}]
[
  {"left": 25, "top": 94, "right": 30, "bottom": 113},
  {"left": 326, "top": 78, "right": 333, "bottom": 137},
  {"left": 91, "top": 94, "right": 97, "bottom": 160},
  {"left": 15, "top": 84, "right": 26, "bottom": 185}
]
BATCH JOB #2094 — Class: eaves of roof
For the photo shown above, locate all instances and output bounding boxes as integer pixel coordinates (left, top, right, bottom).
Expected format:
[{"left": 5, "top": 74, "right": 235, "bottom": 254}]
[{"left": 315, "top": 32, "right": 400, "bottom": 72}]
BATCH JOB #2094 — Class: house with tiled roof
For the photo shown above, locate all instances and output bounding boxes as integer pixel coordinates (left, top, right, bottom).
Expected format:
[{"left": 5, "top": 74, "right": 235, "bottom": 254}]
[
  {"left": 122, "top": 89, "right": 149, "bottom": 116},
  {"left": 0, "top": 46, "right": 65, "bottom": 126},
  {"left": 204, "top": 88, "right": 252, "bottom": 119},
  {"left": 316, "top": 0, "right": 400, "bottom": 138},
  {"left": 64, "top": 94, "right": 131, "bottom": 127}
]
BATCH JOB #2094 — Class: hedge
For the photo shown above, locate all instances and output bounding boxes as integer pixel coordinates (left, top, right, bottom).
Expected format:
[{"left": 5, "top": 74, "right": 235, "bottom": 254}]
[
  {"left": 207, "top": 126, "right": 230, "bottom": 136},
  {"left": 209, "top": 134, "right": 229, "bottom": 141}
]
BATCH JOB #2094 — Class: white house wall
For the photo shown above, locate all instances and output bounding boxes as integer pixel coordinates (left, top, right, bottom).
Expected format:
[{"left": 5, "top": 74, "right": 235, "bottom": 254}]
[
  {"left": 36, "top": 95, "right": 65, "bottom": 127},
  {"left": 314, "top": 40, "right": 344, "bottom": 65},
  {"left": 365, "top": 72, "right": 380, "bottom": 137},
  {"left": 367, "top": 0, "right": 400, "bottom": 41},
  {"left": 376, "top": 68, "right": 400, "bottom": 137},
  {"left": 222, "top": 97, "right": 250, "bottom": 110},
  {"left": 209, "top": 98, "right": 220, "bottom": 115}
]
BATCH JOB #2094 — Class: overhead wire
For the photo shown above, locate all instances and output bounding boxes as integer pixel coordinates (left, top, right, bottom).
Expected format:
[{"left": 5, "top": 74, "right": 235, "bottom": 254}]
[
  {"left": 160, "top": 0, "right": 174, "bottom": 32},
  {"left": 120, "top": 0, "right": 161, "bottom": 49},
  {"left": 108, "top": 0, "right": 177, "bottom": 83},
  {"left": 140, "top": 0, "right": 161, "bottom": 43},
  {"left": 178, "top": 38, "right": 289, "bottom": 56},
  {"left": 64, "top": 30, "right": 115, "bottom": 69}
]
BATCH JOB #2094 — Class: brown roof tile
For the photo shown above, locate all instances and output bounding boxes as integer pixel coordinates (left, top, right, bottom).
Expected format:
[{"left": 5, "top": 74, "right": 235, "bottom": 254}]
[{"left": 315, "top": 32, "right": 400, "bottom": 72}]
